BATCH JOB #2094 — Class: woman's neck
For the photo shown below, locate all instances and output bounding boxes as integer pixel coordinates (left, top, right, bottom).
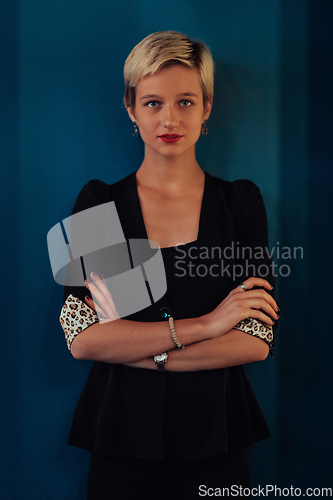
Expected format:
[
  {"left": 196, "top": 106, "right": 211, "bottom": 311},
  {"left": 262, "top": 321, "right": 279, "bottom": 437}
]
[{"left": 136, "top": 146, "right": 204, "bottom": 194}]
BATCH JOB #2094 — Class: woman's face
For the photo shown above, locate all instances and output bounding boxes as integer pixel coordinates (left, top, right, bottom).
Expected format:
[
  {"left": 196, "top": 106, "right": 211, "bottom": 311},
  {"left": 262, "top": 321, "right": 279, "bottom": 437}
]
[{"left": 126, "top": 65, "right": 212, "bottom": 160}]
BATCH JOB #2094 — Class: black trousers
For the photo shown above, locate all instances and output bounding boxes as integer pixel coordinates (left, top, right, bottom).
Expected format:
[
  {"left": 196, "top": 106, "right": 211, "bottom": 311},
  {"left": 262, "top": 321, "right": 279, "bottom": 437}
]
[{"left": 87, "top": 449, "right": 251, "bottom": 499}]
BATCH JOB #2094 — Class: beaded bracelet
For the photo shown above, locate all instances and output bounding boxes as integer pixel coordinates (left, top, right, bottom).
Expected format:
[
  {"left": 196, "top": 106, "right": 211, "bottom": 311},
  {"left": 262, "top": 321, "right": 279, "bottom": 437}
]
[{"left": 168, "top": 317, "right": 185, "bottom": 350}]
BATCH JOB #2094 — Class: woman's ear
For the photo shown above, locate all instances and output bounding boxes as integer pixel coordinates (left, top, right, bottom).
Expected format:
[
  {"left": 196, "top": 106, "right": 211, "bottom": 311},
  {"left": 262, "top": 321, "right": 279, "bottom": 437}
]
[
  {"left": 203, "top": 97, "right": 213, "bottom": 122},
  {"left": 126, "top": 104, "right": 136, "bottom": 124}
]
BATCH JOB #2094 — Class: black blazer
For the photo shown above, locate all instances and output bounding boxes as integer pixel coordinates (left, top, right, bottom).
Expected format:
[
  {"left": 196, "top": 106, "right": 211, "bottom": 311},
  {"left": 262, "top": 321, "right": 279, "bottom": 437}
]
[{"left": 64, "top": 170, "right": 274, "bottom": 462}]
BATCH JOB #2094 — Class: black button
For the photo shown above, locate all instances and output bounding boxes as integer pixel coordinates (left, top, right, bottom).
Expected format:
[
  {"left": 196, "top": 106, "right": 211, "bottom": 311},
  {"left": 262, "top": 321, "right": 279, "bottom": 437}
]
[{"left": 159, "top": 307, "right": 171, "bottom": 319}]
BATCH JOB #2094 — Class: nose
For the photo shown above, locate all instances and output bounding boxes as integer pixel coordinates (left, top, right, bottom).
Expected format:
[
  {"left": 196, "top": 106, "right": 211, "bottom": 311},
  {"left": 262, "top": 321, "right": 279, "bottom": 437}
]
[{"left": 161, "top": 103, "right": 180, "bottom": 130}]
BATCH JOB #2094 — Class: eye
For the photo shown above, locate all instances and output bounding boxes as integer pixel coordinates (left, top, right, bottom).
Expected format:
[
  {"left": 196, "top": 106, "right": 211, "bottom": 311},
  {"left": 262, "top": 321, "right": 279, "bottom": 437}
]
[
  {"left": 145, "top": 101, "right": 159, "bottom": 108},
  {"left": 180, "top": 100, "right": 193, "bottom": 107}
]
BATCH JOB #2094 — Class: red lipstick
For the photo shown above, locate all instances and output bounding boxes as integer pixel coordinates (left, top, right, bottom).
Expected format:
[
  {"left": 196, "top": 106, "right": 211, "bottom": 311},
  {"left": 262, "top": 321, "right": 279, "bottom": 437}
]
[{"left": 159, "top": 134, "right": 183, "bottom": 143}]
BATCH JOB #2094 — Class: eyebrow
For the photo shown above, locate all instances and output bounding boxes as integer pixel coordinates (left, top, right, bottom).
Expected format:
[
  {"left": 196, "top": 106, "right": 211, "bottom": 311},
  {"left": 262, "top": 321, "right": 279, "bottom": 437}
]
[
  {"left": 140, "top": 92, "right": 199, "bottom": 101},
  {"left": 140, "top": 94, "right": 161, "bottom": 101}
]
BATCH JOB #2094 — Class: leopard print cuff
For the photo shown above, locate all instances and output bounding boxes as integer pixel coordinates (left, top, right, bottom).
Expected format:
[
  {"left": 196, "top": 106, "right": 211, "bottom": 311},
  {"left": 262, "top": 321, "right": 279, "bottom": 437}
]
[
  {"left": 59, "top": 295, "right": 99, "bottom": 350},
  {"left": 233, "top": 318, "right": 274, "bottom": 357}
]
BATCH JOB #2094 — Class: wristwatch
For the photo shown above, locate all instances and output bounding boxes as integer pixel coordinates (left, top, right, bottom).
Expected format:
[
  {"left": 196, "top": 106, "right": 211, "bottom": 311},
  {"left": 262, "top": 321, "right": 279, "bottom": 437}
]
[{"left": 153, "top": 352, "right": 168, "bottom": 373}]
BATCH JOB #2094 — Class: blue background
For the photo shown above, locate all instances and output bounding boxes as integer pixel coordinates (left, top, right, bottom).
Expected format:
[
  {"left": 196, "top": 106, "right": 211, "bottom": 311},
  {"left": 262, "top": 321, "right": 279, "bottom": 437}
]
[{"left": 1, "top": 0, "right": 332, "bottom": 497}]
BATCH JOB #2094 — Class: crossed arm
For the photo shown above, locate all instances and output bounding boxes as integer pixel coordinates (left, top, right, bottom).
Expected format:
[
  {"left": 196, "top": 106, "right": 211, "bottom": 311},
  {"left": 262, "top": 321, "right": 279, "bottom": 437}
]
[
  {"left": 124, "top": 330, "right": 270, "bottom": 372},
  {"left": 70, "top": 275, "right": 277, "bottom": 371}
]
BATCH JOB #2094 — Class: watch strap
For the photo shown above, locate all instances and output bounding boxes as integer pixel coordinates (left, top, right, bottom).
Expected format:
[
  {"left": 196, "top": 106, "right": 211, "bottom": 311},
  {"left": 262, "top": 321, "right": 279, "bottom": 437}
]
[
  {"left": 156, "top": 360, "right": 166, "bottom": 373},
  {"left": 153, "top": 353, "right": 168, "bottom": 373}
]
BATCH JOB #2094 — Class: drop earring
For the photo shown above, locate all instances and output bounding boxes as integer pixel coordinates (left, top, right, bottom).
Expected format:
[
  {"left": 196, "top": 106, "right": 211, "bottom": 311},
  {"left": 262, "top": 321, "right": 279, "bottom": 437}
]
[
  {"left": 201, "top": 120, "right": 208, "bottom": 136},
  {"left": 132, "top": 122, "right": 138, "bottom": 137}
]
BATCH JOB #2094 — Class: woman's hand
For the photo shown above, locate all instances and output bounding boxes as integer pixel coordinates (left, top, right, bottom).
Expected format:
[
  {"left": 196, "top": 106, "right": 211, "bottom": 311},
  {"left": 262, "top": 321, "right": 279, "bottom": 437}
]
[
  {"left": 202, "top": 277, "right": 279, "bottom": 338},
  {"left": 84, "top": 272, "right": 120, "bottom": 323}
]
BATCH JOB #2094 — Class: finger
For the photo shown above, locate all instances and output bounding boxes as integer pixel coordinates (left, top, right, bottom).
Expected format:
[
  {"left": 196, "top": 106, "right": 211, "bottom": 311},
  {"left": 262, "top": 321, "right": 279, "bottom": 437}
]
[
  {"left": 85, "top": 279, "right": 114, "bottom": 316},
  {"left": 234, "top": 289, "right": 279, "bottom": 317},
  {"left": 85, "top": 295, "right": 103, "bottom": 314},
  {"left": 245, "top": 308, "right": 276, "bottom": 326},
  {"left": 92, "top": 298, "right": 120, "bottom": 323},
  {"left": 86, "top": 278, "right": 119, "bottom": 319},
  {"left": 241, "top": 297, "right": 279, "bottom": 321},
  {"left": 84, "top": 295, "right": 103, "bottom": 314},
  {"left": 239, "top": 288, "right": 278, "bottom": 312},
  {"left": 89, "top": 272, "right": 117, "bottom": 308},
  {"left": 240, "top": 277, "right": 274, "bottom": 292},
  {"left": 85, "top": 295, "right": 108, "bottom": 317},
  {"left": 89, "top": 272, "right": 111, "bottom": 295},
  {"left": 230, "top": 278, "right": 273, "bottom": 297},
  {"left": 85, "top": 295, "right": 96, "bottom": 310},
  {"left": 99, "top": 312, "right": 120, "bottom": 323}
]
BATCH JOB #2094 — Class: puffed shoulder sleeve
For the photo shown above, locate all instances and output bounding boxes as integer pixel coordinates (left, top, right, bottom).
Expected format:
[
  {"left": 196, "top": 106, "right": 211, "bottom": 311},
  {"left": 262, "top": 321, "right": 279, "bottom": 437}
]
[
  {"left": 60, "top": 180, "right": 110, "bottom": 349},
  {"left": 232, "top": 179, "right": 277, "bottom": 357},
  {"left": 63, "top": 179, "right": 110, "bottom": 302},
  {"left": 233, "top": 179, "right": 269, "bottom": 251},
  {"left": 71, "top": 179, "right": 110, "bottom": 217}
]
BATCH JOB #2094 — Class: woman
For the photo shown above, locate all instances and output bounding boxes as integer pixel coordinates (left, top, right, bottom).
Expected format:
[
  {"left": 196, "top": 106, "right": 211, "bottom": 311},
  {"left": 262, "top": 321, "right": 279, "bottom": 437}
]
[{"left": 60, "top": 31, "right": 278, "bottom": 499}]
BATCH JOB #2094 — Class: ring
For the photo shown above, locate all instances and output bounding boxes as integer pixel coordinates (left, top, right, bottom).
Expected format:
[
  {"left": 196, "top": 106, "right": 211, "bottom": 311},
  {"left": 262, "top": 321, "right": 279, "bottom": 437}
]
[{"left": 239, "top": 282, "right": 249, "bottom": 291}]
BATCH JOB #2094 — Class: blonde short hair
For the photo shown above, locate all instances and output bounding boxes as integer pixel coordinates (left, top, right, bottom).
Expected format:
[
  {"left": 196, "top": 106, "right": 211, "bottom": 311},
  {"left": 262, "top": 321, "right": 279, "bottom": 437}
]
[{"left": 124, "top": 31, "right": 214, "bottom": 110}]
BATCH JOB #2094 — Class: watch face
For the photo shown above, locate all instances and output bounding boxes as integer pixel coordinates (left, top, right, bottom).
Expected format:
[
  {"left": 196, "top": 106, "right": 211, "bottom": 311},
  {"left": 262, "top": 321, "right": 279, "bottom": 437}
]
[{"left": 154, "top": 353, "right": 168, "bottom": 362}]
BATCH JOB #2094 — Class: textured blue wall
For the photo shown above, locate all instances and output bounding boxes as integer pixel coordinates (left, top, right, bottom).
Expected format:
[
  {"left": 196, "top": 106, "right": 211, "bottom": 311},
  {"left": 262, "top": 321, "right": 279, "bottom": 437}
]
[
  {"left": 276, "top": 0, "right": 333, "bottom": 487},
  {"left": 1, "top": 0, "right": 332, "bottom": 497}
]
